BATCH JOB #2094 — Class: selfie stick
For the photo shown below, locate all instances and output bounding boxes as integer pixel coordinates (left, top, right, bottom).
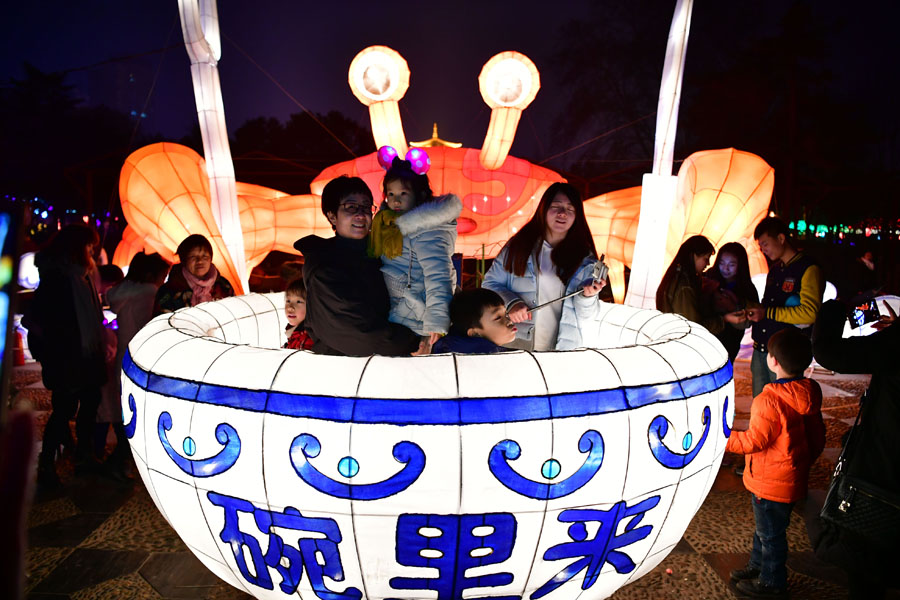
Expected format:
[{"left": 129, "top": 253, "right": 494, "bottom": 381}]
[{"left": 528, "top": 256, "right": 608, "bottom": 313}]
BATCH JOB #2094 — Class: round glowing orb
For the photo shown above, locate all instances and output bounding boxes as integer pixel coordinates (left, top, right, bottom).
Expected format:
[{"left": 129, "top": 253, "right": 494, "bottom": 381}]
[
  {"left": 348, "top": 46, "right": 410, "bottom": 104},
  {"left": 479, "top": 54, "right": 539, "bottom": 109},
  {"left": 123, "top": 293, "right": 732, "bottom": 599}
]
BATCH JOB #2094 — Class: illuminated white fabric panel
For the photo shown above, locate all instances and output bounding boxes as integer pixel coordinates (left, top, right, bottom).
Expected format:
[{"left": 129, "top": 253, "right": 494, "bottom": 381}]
[{"left": 123, "top": 293, "right": 732, "bottom": 599}]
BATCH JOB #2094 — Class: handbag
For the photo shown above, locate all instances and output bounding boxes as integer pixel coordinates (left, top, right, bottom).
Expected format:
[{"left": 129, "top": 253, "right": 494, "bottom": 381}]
[{"left": 820, "top": 393, "right": 900, "bottom": 547}]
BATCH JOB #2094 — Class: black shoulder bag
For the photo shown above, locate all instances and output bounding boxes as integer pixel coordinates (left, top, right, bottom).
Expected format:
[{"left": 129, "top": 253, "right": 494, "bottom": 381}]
[{"left": 820, "top": 393, "right": 900, "bottom": 548}]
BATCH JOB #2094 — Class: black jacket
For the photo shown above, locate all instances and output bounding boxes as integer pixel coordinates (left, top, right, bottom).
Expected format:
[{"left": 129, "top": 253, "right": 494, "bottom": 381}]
[
  {"left": 26, "top": 255, "right": 106, "bottom": 390},
  {"left": 812, "top": 300, "right": 900, "bottom": 491},
  {"left": 294, "top": 235, "right": 419, "bottom": 356},
  {"left": 811, "top": 300, "right": 900, "bottom": 574}
]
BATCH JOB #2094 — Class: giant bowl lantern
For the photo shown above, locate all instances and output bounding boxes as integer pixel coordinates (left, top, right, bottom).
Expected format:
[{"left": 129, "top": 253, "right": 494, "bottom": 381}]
[{"left": 124, "top": 292, "right": 733, "bottom": 600}]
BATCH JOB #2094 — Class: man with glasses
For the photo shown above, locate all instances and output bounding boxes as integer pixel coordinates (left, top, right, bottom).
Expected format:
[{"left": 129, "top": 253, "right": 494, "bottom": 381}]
[{"left": 294, "top": 176, "right": 420, "bottom": 356}]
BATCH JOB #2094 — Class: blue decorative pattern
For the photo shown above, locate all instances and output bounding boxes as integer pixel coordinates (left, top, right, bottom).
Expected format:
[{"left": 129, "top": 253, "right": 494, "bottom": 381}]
[
  {"left": 290, "top": 434, "right": 425, "bottom": 500},
  {"left": 531, "top": 495, "right": 661, "bottom": 599},
  {"left": 123, "top": 394, "right": 137, "bottom": 439},
  {"left": 157, "top": 412, "right": 241, "bottom": 477},
  {"left": 723, "top": 396, "right": 732, "bottom": 437},
  {"left": 207, "top": 491, "right": 361, "bottom": 599},
  {"left": 122, "top": 349, "right": 732, "bottom": 426},
  {"left": 488, "top": 430, "right": 603, "bottom": 500},
  {"left": 648, "top": 406, "right": 711, "bottom": 469},
  {"left": 390, "top": 513, "right": 519, "bottom": 599}
]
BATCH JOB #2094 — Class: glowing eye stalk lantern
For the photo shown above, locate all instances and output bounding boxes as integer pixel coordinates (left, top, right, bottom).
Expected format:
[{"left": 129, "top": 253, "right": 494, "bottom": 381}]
[
  {"left": 478, "top": 51, "right": 540, "bottom": 170},
  {"left": 348, "top": 46, "right": 411, "bottom": 155}
]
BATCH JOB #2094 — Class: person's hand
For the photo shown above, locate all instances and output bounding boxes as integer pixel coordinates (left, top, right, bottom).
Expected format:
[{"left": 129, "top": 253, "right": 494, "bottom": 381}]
[
  {"left": 582, "top": 279, "right": 606, "bottom": 297},
  {"left": 724, "top": 310, "right": 746, "bottom": 325},
  {"left": 411, "top": 338, "right": 432, "bottom": 356},
  {"left": 507, "top": 301, "right": 531, "bottom": 323},
  {"left": 873, "top": 301, "right": 897, "bottom": 331},
  {"left": 427, "top": 332, "right": 442, "bottom": 347},
  {"left": 746, "top": 306, "right": 764, "bottom": 322}
]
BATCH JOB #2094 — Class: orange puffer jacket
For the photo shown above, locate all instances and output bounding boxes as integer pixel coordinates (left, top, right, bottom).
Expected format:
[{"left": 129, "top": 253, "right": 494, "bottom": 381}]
[{"left": 726, "top": 378, "right": 825, "bottom": 503}]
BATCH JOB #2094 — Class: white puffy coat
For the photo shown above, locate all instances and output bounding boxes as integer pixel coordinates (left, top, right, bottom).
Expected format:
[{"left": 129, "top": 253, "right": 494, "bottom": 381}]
[
  {"left": 380, "top": 194, "right": 461, "bottom": 335},
  {"left": 483, "top": 246, "right": 601, "bottom": 350}
]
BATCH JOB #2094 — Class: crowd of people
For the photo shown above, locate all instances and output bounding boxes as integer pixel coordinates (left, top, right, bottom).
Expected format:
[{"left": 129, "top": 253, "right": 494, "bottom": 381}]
[{"left": 23, "top": 147, "right": 898, "bottom": 598}]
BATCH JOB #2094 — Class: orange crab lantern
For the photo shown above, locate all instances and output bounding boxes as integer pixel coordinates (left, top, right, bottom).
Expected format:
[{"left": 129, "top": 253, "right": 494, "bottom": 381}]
[{"left": 115, "top": 45, "right": 774, "bottom": 304}]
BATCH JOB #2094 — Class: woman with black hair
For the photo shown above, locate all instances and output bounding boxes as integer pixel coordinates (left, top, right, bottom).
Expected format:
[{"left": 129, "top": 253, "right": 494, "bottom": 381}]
[
  {"left": 656, "top": 235, "right": 745, "bottom": 334},
  {"left": 706, "top": 241, "right": 760, "bottom": 362},
  {"left": 99, "top": 252, "right": 170, "bottom": 477},
  {"left": 26, "top": 224, "right": 107, "bottom": 487},
  {"left": 483, "top": 182, "right": 605, "bottom": 351}
]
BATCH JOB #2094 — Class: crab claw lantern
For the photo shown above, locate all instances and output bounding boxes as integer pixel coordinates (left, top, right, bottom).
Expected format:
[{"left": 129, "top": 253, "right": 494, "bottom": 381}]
[{"left": 123, "top": 293, "right": 733, "bottom": 599}]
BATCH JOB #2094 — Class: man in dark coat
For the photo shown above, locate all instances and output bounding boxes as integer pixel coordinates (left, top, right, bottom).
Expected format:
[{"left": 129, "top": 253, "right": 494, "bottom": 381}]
[
  {"left": 293, "top": 176, "right": 420, "bottom": 357},
  {"left": 812, "top": 299, "right": 900, "bottom": 599}
]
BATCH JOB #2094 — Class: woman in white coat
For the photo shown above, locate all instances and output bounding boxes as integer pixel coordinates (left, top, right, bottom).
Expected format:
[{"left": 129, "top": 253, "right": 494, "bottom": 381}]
[{"left": 483, "top": 182, "right": 605, "bottom": 351}]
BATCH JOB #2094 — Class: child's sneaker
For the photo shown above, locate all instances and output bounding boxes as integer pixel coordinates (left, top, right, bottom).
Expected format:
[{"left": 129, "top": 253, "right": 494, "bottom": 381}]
[
  {"left": 735, "top": 578, "right": 788, "bottom": 599},
  {"left": 729, "top": 565, "right": 760, "bottom": 582}
]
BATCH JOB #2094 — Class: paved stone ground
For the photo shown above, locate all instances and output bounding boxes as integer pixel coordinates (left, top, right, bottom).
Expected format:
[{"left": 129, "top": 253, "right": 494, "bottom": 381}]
[{"left": 11, "top": 359, "right": 900, "bottom": 599}]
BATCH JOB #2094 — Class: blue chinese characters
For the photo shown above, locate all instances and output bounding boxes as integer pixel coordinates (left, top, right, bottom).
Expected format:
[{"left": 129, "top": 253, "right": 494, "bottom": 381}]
[
  {"left": 208, "top": 491, "right": 361, "bottom": 599},
  {"left": 532, "top": 495, "right": 662, "bottom": 599},
  {"left": 391, "top": 513, "right": 519, "bottom": 599}
]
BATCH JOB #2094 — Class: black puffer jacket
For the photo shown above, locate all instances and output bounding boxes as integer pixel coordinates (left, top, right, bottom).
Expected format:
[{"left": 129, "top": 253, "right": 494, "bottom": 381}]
[
  {"left": 811, "top": 299, "right": 900, "bottom": 573},
  {"left": 294, "top": 235, "right": 419, "bottom": 357},
  {"left": 26, "top": 254, "right": 106, "bottom": 391}
]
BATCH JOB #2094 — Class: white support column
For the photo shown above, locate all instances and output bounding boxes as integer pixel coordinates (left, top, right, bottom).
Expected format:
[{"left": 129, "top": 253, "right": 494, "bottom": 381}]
[
  {"left": 624, "top": 0, "right": 693, "bottom": 308},
  {"left": 624, "top": 174, "right": 679, "bottom": 308},
  {"left": 178, "top": 0, "right": 247, "bottom": 293}
]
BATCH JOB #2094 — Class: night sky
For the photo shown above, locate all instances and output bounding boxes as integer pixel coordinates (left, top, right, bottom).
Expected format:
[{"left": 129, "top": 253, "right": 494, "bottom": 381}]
[{"left": 3, "top": 1, "right": 899, "bottom": 217}]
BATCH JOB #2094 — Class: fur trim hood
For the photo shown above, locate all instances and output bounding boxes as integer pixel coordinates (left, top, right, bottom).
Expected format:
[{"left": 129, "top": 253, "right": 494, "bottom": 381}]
[{"left": 395, "top": 194, "right": 461, "bottom": 237}]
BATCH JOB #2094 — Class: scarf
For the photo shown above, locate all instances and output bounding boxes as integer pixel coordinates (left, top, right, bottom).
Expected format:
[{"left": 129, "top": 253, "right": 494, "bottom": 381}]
[
  {"left": 182, "top": 263, "right": 219, "bottom": 306},
  {"left": 367, "top": 209, "right": 404, "bottom": 259}
]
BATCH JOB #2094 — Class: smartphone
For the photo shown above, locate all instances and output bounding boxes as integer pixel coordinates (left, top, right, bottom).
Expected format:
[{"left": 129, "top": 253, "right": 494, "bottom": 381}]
[{"left": 848, "top": 299, "right": 880, "bottom": 329}]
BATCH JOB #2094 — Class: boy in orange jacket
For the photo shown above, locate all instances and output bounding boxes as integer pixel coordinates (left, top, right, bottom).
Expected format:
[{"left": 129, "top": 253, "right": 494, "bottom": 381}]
[{"left": 726, "top": 327, "right": 825, "bottom": 599}]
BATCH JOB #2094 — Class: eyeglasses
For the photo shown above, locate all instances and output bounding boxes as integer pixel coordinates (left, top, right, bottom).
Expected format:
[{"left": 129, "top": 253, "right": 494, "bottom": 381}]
[{"left": 339, "top": 202, "right": 375, "bottom": 216}]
